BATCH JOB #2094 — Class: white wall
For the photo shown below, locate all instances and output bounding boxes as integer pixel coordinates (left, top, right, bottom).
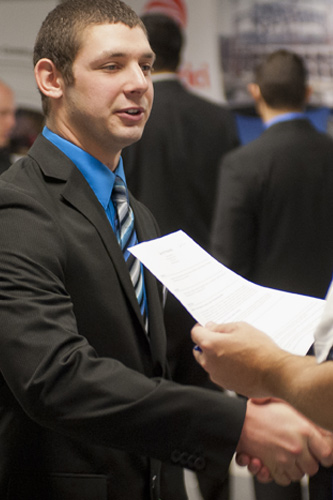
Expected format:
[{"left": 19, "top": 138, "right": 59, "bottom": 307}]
[
  {"left": 0, "top": 0, "right": 226, "bottom": 108},
  {"left": 0, "top": 1, "right": 57, "bottom": 110},
  {"left": 1, "top": 0, "right": 333, "bottom": 110},
  {"left": 126, "top": 0, "right": 226, "bottom": 103}
]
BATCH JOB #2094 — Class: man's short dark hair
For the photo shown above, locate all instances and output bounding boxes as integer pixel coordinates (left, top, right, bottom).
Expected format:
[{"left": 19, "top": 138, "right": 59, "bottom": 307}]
[
  {"left": 34, "top": 0, "right": 146, "bottom": 115},
  {"left": 140, "top": 13, "right": 184, "bottom": 72},
  {"left": 254, "top": 49, "right": 308, "bottom": 109}
]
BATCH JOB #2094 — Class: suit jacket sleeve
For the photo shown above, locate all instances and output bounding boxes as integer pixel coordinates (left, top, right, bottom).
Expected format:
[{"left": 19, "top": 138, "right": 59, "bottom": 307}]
[{"left": 0, "top": 177, "right": 246, "bottom": 480}]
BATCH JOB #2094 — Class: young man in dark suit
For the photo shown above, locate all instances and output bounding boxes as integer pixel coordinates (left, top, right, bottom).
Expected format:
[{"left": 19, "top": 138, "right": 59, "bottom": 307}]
[
  {"left": 0, "top": 5, "right": 331, "bottom": 500},
  {"left": 211, "top": 49, "right": 333, "bottom": 500}
]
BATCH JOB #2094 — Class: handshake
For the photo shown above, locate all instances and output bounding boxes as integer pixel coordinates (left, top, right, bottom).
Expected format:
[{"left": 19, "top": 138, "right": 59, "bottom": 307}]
[
  {"left": 234, "top": 397, "right": 333, "bottom": 486},
  {"left": 192, "top": 321, "right": 333, "bottom": 486}
]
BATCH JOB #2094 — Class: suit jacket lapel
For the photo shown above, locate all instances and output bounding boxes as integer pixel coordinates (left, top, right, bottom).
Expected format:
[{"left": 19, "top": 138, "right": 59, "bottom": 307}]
[
  {"left": 29, "top": 136, "right": 149, "bottom": 339},
  {"left": 130, "top": 195, "right": 167, "bottom": 364}
]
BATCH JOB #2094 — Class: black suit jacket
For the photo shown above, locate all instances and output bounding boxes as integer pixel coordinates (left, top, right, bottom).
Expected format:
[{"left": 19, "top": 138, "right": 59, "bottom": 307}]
[
  {"left": 0, "top": 135, "right": 246, "bottom": 500},
  {"left": 0, "top": 149, "right": 12, "bottom": 175},
  {"left": 211, "top": 118, "right": 333, "bottom": 299},
  {"left": 122, "top": 79, "right": 239, "bottom": 251}
]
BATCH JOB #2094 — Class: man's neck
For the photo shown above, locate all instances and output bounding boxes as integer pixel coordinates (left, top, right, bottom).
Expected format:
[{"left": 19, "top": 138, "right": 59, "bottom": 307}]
[{"left": 259, "top": 103, "right": 303, "bottom": 124}]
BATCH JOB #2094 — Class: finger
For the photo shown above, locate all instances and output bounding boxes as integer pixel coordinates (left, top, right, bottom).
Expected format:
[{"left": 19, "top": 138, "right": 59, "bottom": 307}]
[
  {"left": 272, "top": 472, "right": 292, "bottom": 487},
  {"left": 191, "top": 326, "right": 224, "bottom": 356},
  {"left": 235, "top": 453, "right": 251, "bottom": 467},
  {"left": 309, "top": 430, "right": 333, "bottom": 467},
  {"left": 205, "top": 322, "right": 238, "bottom": 334},
  {"left": 249, "top": 397, "right": 273, "bottom": 405},
  {"left": 192, "top": 347, "right": 202, "bottom": 364},
  {"left": 320, "top": 449, "right": 333, "bottom": 468},
  {"left": 247, "top": 457, "right": 263, "bottom": 475},
  {"left": 191, "top": 323, "right": 235, "bottom": 346},
  {"left": 286, "top": 463, "right": 308, "bottom": 482},
  {"left": 190, "top": 324, "right": 213, "bottom": 347},
  {"left": 255, "top": 467, "right": 273, "bottom": 484},
  {"left": 276, "top": 454, "right": 317, "bottom": 482},
  {"left": 204, "top": 321, "right": 218, "bottom": 329}
]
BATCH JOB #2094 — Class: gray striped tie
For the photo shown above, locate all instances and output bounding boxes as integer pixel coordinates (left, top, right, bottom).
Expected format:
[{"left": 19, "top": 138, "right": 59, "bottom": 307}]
[{"left": 111, "top": 176, "right": 148, "bottom": 333}]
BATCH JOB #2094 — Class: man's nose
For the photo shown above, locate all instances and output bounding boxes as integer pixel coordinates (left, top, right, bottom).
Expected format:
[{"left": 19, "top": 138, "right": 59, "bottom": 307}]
[{"left": 124, "top": 64, "right": 149, "bottom": 93}]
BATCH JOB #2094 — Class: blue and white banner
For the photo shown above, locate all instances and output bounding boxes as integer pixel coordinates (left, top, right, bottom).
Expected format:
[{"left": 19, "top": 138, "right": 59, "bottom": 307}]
[{"left": 217, "top": 0, "right": 333, "bottom": 107}]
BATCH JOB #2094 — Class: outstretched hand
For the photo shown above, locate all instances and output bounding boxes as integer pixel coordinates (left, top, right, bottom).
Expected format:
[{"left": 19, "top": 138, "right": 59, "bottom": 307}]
[
  {"left": 236, "top": 398, "right": 333, "bottom": 486},
  {"left": 191, "top": 321, "right": 288, "bottom": 397},
  {"left": 236, "top": 453, "right": 273, "bottom": 483}
]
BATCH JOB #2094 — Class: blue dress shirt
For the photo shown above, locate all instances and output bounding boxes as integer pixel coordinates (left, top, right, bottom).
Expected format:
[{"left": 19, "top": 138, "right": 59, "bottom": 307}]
[
  {"left": 42, "top": 126, "right": 149, "bottom": 321},
  {"left": 42, "top": 126, "right": 128, "bottom": 233},
  {"left": 264, "top": 111, "right": 306, "bottom": 129}
]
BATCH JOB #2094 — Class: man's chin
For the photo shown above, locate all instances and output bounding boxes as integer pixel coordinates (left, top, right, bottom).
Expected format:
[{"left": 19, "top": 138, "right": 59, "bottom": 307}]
[{"left": 121, "top": 131, "right": 144, "bottom": 148}]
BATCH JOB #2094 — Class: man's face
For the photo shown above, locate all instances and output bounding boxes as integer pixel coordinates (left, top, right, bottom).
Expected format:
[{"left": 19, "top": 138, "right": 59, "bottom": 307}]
[
  {"left": 57, "top": 23, "right": 155, "bottom": 169},
  {"left": 0, "top": 85, "right": 15, "bottom": 149}
]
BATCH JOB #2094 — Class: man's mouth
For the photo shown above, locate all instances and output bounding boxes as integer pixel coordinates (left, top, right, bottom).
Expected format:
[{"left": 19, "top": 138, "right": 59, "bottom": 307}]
[{"left": 125, "top": 108, "right": 141, "bottom": 115}]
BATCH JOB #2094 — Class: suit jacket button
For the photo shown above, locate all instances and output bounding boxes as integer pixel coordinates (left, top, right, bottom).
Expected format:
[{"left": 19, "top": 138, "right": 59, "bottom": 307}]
[
  {"left": 187, "top": 454, "right": 197, "bottom": 469},
  {"left": 180, "top": 452, "right": 189, "bottom": 466},
  {"left": 194, "top": 457, "right": 206, "bottom": 470},
  {"left": 171, "top": 450, "right": 181, "bottom": 464}
]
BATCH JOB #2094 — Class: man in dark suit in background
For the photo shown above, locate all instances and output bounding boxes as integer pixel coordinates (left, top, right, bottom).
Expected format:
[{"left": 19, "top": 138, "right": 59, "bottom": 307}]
[
  {"left": 123, "top": 13, "right": 239, "bottom": 252},
  {"left": 0, "top": 4, "right": 331, "bottom": 499},
  {"left": 211, "top": 49, "right": 333, "bottom": 500},
  {"left": 122, "top": 15, "right": 240, "bottom": 498},
  {"left": 122, "top": 8, "right": 239, "bottom": 410},
  {"left": 0, "top": 79, "right": 15, "bottom": 173}
]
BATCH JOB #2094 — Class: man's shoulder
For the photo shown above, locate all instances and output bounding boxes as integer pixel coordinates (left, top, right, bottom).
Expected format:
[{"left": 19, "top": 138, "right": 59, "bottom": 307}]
[
  {"left": 223, "top": 132, "right": 267, "bottom": 162},
  {"left": 267, "top": 118, "right": 333, "bottom": 150},
  {"left": 154, "top": 79, "right": 234, "bottom": 115}
]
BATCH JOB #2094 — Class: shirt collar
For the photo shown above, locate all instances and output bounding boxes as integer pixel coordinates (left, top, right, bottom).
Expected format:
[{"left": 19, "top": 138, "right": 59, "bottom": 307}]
[
  {"left": 42, "top": 126, "right": 126, "bottom": 209},
  {"left": 264, "top": 112, "right": 306, "bottom": 129}
]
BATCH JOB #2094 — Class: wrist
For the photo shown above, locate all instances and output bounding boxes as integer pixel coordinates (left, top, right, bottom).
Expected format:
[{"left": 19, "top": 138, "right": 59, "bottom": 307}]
[{"left": 265, "top": 352, "right": 315, "bottom": 402}]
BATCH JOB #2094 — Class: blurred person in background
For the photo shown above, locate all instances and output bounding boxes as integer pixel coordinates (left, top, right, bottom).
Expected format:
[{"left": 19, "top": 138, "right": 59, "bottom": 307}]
[
  {"left": 10, "top": 107, "right": 44, "bottom": 160},
  {"left": 210, "top": 49, "right": 333, "bottom": 500},
  {"left": 0, "top": 80, "right": 16, "bottom": 173}
]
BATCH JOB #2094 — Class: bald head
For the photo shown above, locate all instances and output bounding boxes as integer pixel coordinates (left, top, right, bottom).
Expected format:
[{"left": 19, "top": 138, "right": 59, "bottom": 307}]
[{"left": 0, "top": 81, "right": 15, "bottom": 149}]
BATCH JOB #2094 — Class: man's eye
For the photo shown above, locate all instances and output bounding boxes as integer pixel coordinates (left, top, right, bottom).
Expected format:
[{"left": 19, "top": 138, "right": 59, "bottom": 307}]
[
  {"left": 141, "top": 64, "right": 153, "bottom": 73},
  {"left": 104, "top": 64, "right": 118, "bottom": 71}
]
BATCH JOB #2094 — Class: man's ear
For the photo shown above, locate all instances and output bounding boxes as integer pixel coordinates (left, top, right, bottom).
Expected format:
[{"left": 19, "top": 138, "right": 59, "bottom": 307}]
[
  {"left": 304, "top": 85, "right": 313, "bottom": 105},
  {"left": 247, "top": 83, "right": 261, "bottom": 102},
  {"left": 34, "top": 58, "right": 64, "bottom": 100}
]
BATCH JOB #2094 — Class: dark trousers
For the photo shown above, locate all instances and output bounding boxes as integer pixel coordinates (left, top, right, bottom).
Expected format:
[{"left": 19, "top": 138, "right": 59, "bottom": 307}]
[
  {"left": 254, "top": 466, "right": 333, "bottom": 500},
  {"left": 254, "top": 478, "right": 302, "bottom": 500},
  {"left": 309, "top": 466, "right": 332, "bottom": 499}
]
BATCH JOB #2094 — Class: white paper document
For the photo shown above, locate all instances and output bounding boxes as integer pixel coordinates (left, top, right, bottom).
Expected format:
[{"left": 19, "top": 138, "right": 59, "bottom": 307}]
[{"left": 130, "top": 230, "right": 325, "bottom": 355}]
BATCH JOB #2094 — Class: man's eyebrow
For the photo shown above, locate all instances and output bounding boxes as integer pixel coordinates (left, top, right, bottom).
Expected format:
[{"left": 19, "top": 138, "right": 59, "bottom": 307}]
[{"left": 97, "top": 50, "right": 155, "bottom": 60}]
